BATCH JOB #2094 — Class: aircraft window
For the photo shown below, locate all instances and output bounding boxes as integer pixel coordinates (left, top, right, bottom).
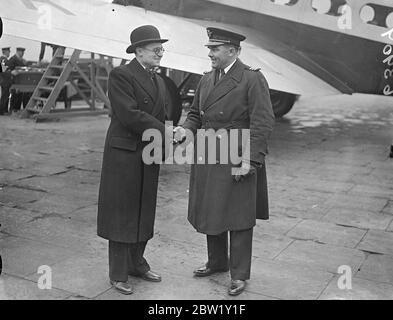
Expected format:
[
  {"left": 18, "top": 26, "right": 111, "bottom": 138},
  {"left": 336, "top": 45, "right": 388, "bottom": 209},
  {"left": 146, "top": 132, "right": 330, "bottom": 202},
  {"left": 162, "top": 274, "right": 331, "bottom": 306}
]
[
  {"left": 387, "top": 12, "right": 393, "bottom": 29},
  {"left": 311, "top": 0, "right": 347, "bottom": 16},
  {"left": 360, "top": 3, "right": 393, "bottom": 28},
  {"left": 112, "top": 0, "right": 144, "bottom": 7},
  {"left": 360, "top": 5, "right": 375, "bottom": 24},
  {"left": 270, "top": 0, "right": 299, "bottom": 6}
]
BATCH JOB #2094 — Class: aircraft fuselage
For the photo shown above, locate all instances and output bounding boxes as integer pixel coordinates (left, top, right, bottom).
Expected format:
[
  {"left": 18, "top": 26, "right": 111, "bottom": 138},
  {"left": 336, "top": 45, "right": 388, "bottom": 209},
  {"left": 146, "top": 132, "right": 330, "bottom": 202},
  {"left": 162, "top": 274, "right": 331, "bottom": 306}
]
[{"left": 136, "top": 0, "right": 392, "bottom": 96}]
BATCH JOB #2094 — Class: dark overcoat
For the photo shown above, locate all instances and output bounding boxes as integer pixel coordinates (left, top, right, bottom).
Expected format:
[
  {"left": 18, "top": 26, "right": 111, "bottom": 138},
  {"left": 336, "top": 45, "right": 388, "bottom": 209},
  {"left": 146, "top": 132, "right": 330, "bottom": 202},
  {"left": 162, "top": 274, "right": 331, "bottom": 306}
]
[
  {"left": 0, "top": 55, "right": 7, "bottom": 69},
  {"left": 0, "top": 56, "right": 9, "bottom": 85},
  {"left": 0, "top": 56, "right": 13, "bottom": 87},
  {"left": 97, "top": 58, "right": 168, "bottom": 243},
  {"left": 182, "top": 59, "right": 275, "bottom": 235},
  {"left": 6, "top": 54, "right": 26, "bottom": 71}
]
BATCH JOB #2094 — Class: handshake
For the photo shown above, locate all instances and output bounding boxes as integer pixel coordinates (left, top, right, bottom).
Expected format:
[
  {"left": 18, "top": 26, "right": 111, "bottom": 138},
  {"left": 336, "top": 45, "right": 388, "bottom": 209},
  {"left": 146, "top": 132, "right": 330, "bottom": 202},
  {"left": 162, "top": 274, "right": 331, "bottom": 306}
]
[{"left": 165, "top": 126, "right": 187, "bottom": 145}]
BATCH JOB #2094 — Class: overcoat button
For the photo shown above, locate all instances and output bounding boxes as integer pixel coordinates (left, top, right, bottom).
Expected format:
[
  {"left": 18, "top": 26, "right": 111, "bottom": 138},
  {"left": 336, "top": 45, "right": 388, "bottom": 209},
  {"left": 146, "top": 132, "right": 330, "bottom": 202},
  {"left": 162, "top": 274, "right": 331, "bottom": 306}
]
[
  {"left": 200, "top": 110, "right": 205, "bottom": 116},
  {"left": 144, "top": 98, "right": 148, "bottom": 103}
]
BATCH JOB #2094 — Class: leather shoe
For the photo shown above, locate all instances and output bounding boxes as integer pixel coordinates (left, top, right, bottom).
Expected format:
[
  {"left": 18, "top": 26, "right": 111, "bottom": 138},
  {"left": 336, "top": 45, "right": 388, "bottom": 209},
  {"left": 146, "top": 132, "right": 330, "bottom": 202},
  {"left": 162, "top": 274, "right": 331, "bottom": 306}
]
[
  {"left": 110, "top": 280, "right": 133, "bottom": 295},
  {"left": 140, "top": 270, "right": 162, "bottom": 282},
  {"left": 193, "top": 265, "right": 229, "bottom": 277},
  {"left": 228, "top": 280, "right": 246, "bottom": 296}
]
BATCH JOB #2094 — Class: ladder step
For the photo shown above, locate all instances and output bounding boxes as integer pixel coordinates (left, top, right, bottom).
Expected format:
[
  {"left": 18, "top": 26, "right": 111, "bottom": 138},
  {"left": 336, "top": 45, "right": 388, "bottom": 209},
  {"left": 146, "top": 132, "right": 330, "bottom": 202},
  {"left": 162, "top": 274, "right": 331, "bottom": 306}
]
[
  {"left": 26, "top": 107, "right": 42, "bottom": 113},
  {"left": 48, "top": 65, "right": 65, "bottom": 69},
  {"left": 39, "top": 86, "right": 55, "bottom": 91},
  {"left": 44, "top": 75, "right": 60, "bottom": 80},
  {"left": 32, "top": 97, "right": 48, "bottom": 102}
]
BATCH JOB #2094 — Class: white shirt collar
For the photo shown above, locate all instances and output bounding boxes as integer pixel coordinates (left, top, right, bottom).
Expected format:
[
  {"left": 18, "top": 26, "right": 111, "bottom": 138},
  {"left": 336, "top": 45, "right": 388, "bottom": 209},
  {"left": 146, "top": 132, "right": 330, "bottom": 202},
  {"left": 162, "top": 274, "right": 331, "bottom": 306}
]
[
  {"left": 223, "top": 59, "right": 237, "bottom": 74},
  {"left": 136, "top": 58, "right": 147, "bottom": 70}
]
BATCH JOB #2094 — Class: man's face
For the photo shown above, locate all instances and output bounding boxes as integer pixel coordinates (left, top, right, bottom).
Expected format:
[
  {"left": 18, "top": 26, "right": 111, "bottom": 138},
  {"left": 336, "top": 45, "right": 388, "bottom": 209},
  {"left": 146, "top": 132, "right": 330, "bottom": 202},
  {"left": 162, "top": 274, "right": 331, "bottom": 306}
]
[
  {"left": 16, "top": 50, "right": 24, "bottom": 58},
  {"left": 208, "top": 45, "right": 233, "bottom": 69},
  {"left": 139, "top": 42, "right": 164, "bottom": 68},
  {"left": 2, "top": 50, "right": 10, "bottom": 58}
]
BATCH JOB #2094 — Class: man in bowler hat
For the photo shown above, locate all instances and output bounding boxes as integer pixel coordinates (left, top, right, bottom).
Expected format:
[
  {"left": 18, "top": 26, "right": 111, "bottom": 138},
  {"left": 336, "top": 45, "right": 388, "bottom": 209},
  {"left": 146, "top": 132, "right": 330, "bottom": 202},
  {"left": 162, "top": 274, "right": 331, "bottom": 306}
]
[
  {"left": 174, "top": 27, "right": 275, "bottom": 296},
  {"left": 97, "top": 25, "right": 173, "bottom": 295}
]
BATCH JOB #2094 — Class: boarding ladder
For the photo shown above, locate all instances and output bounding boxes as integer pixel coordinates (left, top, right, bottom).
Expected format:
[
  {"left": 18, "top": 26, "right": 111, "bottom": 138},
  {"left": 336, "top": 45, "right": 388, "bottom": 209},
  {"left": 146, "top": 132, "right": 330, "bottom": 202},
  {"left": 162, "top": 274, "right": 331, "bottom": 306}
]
[{"left": 22, "top": 47, "right": 110, "bottom": 121}]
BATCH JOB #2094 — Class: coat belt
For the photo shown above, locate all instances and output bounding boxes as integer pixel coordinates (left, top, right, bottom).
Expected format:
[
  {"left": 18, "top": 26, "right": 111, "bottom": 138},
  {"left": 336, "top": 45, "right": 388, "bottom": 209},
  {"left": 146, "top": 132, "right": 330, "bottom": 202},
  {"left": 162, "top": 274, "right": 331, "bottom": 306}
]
[{"left": 201, "top": 119, "right": 249, "bottom": 130}]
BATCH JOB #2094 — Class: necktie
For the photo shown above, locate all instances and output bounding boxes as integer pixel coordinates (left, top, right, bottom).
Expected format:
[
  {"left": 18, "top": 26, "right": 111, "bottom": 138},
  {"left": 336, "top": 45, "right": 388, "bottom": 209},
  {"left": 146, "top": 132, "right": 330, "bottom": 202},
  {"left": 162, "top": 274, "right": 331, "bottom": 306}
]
[
  {"left": 220, "top": 69, "right": 225, "bottom": 80},
  {"left": 215, "top": 69, "right": 225, "bottom": 85},
  {"left": 148, "top": 68, "right": 158, "bottom": 90},
  {"left": 148, "top": 68, "right": 156, "bottom": 80}
]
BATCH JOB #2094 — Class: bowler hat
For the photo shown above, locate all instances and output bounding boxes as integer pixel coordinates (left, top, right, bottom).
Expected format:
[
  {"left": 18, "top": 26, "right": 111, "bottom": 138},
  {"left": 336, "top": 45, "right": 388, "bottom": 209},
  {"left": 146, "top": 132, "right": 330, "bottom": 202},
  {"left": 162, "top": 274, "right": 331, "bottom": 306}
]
[
  {"left": 16, "top": 47, "right": 26, "bottom": 52},
  {"left": 206, "top": 27, "right": 246, "bottom": 47},
  {"left": 2, "top": 47, "right": 10, "bottom": 52},
  {"left": 126, "top": 25, "right": 168, "bottom": 54}
]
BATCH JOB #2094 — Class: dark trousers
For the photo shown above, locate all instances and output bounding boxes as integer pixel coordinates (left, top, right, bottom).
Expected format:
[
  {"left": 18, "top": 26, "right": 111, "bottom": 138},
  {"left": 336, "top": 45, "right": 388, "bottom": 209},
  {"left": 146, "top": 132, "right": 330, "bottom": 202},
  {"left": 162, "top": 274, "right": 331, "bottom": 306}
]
[
  {"left": 109, "top": 240, "right": 150, "bottom": 282},
  {"left": 0, "top": 85, "right": 10, "bottom": 114},
  {"left": 206, "top": 228, "right": 253, "bottom": 281},
  {"left": 10, "top": 91, "right": 31, "bottom": 111}
]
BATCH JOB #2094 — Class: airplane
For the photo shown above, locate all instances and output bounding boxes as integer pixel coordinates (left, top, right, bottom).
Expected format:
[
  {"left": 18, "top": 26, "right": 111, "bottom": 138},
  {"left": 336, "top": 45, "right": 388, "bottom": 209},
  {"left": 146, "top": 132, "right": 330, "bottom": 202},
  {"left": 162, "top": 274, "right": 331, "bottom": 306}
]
[{"left": 0, "top": 0, "right": 392, "bottom": 121}]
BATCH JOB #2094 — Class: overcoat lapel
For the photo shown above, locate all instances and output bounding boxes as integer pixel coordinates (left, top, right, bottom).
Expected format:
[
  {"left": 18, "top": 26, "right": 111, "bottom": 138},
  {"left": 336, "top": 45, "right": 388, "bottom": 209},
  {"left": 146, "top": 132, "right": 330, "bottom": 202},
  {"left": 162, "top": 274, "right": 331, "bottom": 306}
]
[
  {"left": 152, "top": 76, "right": 166, "bottom": 120},
  {"left": 202, "top": 59, "right": 244, "bottom": 112},
  {"left": 200, "top": 71, "right": 215, "bottom": 109},
  {"left": 127, "top": 58, "right": 157, "bottom": 101}
]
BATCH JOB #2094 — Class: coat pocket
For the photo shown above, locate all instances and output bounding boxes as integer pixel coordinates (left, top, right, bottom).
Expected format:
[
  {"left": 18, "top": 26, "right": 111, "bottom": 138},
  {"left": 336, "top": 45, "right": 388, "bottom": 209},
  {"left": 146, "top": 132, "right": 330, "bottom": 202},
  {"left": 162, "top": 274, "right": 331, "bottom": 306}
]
[{"left": 110, "top": 137, "right": 137, "bottom": 152}]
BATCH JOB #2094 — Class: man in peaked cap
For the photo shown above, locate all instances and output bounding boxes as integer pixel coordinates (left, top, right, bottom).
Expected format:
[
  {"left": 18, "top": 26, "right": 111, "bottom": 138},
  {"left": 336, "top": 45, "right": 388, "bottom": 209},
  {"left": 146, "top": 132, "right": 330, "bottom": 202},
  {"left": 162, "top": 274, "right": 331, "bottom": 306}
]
[
  {"left": 0, "top": 47, "right": 10, "bottom": 65},
  {"left": 174, "top": 27, "right": 275, "bottom": 296},
  {"left": 7, "top": 47, "right": 27, "bottom": 71},
  {"left": 0, "top": 47, "right": 11, "bottom": 114},
  {"left": 97, "top": 25, "right": 174, "bottom": 295},
  {"left": 7, "top": 47, "right": 29, "bottom": 112}
]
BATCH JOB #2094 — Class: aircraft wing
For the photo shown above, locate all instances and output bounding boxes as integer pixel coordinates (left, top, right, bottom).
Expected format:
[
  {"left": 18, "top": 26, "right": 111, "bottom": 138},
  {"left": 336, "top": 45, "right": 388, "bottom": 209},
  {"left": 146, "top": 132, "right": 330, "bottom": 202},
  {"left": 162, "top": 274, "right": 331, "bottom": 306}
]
[{"left": 0, "top": 0, "right": 339, "bottom": 96}]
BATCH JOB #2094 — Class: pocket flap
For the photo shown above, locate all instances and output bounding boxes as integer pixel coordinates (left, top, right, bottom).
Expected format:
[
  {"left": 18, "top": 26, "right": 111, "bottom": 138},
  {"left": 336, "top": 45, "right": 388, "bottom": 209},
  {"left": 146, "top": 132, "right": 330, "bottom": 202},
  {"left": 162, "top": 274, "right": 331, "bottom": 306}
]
[{"left": 110, "top": 137, "right": 137, "bottom": 152}]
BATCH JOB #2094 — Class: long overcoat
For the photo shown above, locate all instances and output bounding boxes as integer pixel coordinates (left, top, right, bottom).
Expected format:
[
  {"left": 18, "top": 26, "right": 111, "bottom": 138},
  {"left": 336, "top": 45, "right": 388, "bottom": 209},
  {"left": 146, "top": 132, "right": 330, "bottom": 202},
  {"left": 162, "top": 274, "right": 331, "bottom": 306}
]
[
  {"left": 0, "top": 55, "right": 16, "bottom": 87},
  {"left": 0, "top": 55, "right": 11, "bottom": 86},
  {"left": 182, "top": 59, "right": 275, "bottom": 235},
  {"left": 97, "top": 58, "right": 168, "bottom": 243},
  {"left": 6, "top": 54, "right": 26, "bottom": 71}
]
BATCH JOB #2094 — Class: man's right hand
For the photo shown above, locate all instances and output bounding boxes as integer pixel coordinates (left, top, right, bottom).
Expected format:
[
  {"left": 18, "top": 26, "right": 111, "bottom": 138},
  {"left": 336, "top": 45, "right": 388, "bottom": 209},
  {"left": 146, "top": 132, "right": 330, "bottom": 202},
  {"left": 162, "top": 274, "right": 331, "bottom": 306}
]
[{"left": 173, "top": 126, "right": 186, "bottom": 144}]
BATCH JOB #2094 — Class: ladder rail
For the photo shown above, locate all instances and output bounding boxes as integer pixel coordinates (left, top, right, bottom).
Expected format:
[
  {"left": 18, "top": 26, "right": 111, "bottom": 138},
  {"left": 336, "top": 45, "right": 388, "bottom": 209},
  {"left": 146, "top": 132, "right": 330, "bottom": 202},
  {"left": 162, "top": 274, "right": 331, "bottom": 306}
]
[
  {"left": 23, "top": 46, "right": 66, "bottom": 114},
  {"left": 22, "top": 48, "right": 82, "bottom": 117},
  {"left": 22, "top": 47, "right": 111, "bottom": 120},
  {"left": 39, "top": 49, "right": 81, "bottom": 114}
]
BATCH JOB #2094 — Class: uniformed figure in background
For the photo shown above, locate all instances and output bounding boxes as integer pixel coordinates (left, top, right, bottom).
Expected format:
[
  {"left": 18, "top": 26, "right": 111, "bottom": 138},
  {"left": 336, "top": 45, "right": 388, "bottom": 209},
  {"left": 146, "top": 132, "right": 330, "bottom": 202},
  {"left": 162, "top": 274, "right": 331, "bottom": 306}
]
[
  {"left": 8, "top": 47, "right": 29, "bottom": 112},
  {"left": 39, "top": 42, "right": 65, "bottom": 63},
  {"left": 174, "top": 27, "right": 275, "bottom": 296},
  {"left": 0, "top": 47, "right": 11, "bottom": 115},
  {"left": 0, "top": 47, "right": 10, "bottom": 67},
  {"left": 97, "top": 25, "right": 173, "bottom": 295}
]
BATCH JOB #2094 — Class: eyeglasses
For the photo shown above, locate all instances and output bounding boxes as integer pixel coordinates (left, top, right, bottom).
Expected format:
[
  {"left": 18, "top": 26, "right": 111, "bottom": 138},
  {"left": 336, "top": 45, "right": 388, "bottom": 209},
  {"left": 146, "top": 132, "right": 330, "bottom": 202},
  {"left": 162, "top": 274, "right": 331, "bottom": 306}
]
[{"left": 143, "top": 47, "right": 165, "bottom": 55}]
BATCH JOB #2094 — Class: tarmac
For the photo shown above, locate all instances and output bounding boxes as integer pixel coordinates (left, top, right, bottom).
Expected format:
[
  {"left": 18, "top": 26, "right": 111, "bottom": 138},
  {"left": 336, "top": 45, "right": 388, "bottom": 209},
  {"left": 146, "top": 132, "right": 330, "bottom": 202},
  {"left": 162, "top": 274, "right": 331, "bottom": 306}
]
[{"left": 0, "top": 93, "right": 392, "bottom": 300}]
